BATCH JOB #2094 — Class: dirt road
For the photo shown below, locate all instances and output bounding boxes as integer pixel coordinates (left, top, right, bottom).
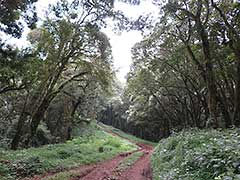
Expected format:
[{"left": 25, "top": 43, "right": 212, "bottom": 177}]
[
  {"left": 29, "top": 127, "right": 154, "bottom": 180},
  {"left": 77, "top": 142, "right": 153, "bottom": 180}
]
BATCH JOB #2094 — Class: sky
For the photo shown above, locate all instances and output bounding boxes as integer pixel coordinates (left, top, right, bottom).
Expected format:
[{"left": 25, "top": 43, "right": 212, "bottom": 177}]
[
  {"left": 101, "top": 1, "right": 159, "bottom": 82},
  {"left": 9, "top": 0, "right": 159, "bottom": 83}
]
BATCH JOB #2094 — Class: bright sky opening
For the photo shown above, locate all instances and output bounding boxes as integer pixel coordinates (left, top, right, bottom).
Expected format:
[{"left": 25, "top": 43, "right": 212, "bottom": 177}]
[{"left": 7, "top": 0, "right": 159, "bottom": 83}]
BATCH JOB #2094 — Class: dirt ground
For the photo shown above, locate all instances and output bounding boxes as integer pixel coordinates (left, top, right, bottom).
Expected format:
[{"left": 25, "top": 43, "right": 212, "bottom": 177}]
[{"left": 28, "top": 129, "right": 154, "bottom": 180}]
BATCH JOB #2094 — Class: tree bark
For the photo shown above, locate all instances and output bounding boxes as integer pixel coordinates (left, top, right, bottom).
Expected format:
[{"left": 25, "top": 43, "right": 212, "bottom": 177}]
[
  {"left": 195, "top": 15, "right": 220, "bottom": 128},
  {"left": 233, "top": 55, "right": 240, "bottom": 126},
  {"left": 25, "top": 96, "right": 53, "bottom": 147},
  {"left": 11, "top": 96, "right": 29, "bottom": 150}
]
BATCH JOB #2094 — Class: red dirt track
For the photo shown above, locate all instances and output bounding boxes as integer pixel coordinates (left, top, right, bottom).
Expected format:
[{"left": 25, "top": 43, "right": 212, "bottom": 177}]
[
  {"left": 119, "top": 144, "right": 153, "bottom": 180},
  {"left": 77, "top": 143, "right": 153, "bottom": 180},
  {"left": 28, "top": 127, "right": 154, "bottom": 180}
]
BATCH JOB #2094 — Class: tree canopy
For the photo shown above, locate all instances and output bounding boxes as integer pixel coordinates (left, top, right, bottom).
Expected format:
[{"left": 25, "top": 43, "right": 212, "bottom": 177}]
[{"left": 100, "top": 0, "right": 240, "bottom": 141}]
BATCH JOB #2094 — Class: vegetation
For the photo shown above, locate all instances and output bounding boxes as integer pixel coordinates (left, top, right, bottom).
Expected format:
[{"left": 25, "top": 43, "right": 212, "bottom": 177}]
[
  {"left": 0, "top": 0, "right": 118, "bottom": 150},
  {"left": 0, "top": 0, "right": 37, "bottom": 38},
  {"left": 1, "top": 0, "right": 240, "bottom": 179},
  {"left": 42, "top": 171, "right": 84, "bottom": 180},
  {"left": 0, "top": 123, "right": 135, "bottom": 180},
  {"left": 99, "top": 123, "right": 157, "bottom": 146},
  {"left": 152, "top": 129, "right": 240, "bottom": 180},
  {"left": 99, "top": 0, "right": 240, "bottom": 141}
]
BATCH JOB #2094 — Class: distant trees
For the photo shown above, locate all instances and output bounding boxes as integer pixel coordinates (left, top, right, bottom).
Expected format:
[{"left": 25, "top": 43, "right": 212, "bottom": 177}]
[{"left": 100, "top": 0, "right": 240, "bottom": 141}]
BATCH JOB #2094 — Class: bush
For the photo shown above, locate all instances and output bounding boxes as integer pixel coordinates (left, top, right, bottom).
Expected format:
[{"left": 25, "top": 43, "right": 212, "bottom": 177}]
[
  {"left": 104, "top": 137, "right": 121, "bottom": 148},
  {"left": 9, "top": 156, "right": 43, "bottom": 178},
  {"left": 0, "top": 162, "right": 10, "bottom": 176},
  {"left": 151, "top": 129, "right": 240, "bottom": 180}
]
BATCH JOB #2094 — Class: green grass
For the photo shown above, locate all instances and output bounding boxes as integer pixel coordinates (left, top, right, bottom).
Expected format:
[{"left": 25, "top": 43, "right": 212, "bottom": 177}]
[
  {"left": 42, "top": 170, "right": 82, "bottom": 180},
  {"left": 0, "top": 123, "right": 136, "bottom": 180},
  {"left": 151, "top": 128, "right": 240, "bottom": 180},
  {"left": 98, "top": 123, "right": 157, "bottom": 147},
  {"left": 116, "top": 151, "right": 144, "bottom": 172}
]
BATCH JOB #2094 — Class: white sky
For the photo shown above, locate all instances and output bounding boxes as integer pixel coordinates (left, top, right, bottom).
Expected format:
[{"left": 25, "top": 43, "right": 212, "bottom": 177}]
[
  {"left": 7, "top": 0, "right": 159, "bottom": 83},
  {"left": 102, "top": 1, "right": 159, "bottom": 82}
]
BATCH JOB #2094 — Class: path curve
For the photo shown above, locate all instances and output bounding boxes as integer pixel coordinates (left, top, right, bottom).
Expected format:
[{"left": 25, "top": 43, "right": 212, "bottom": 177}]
[
  {"left": 77, "top": 143, "right": 153, "bottom": 180},
  {"left": 27, "top": 126, "right": 154, "bottom": 180},
  {"left": 73, "top": 126, "right": 154, "bottom": 180}
]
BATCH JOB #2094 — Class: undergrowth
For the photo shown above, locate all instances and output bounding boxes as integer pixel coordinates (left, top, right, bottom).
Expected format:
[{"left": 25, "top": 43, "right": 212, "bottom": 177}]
[
  {"left": 0, "top": 123, "right": 136, "bottom": 180},
  {"left": 151, "top": 129, "right": 240, "bottom": 180}
]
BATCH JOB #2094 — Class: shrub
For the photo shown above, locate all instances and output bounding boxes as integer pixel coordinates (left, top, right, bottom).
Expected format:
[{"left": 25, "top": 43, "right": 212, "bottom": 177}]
[
  {"left": 151, "top": 129, "right": 240, "bottom": 180},
  {"left": 104, "top": 137, "right": 121, "bottom": 148},
  {"left": 0, "top": 162, "right": 10, "bottom": 176},
  {"left": 9, "top": 156, "right": 43, "bottom": 178}
]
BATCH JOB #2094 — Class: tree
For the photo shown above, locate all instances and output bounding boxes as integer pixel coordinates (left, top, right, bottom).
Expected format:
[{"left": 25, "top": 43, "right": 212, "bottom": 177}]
[
  {"left": 11, "top": 0, "right": 115, "bottom": 149},
  {"left": 103, "top": 0, "right": 240, "bottom": 141},
  {"left": 210, "top": 0, "right": 240, "bottom": 126},
  {"left": 0, "top": 0, "right": 38, "bottom": 38},
  {"left": 0, "top": 0, "right": 39, "bottom": 98}
]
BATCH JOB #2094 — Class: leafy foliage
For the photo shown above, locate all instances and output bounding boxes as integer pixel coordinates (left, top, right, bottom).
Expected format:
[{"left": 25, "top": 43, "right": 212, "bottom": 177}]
[
  {"left": 0, "top": 0, "right": 38, "bottom": 38},
  {"left": 152, "top": 129, "right": 240, "bottom": 180},
  {"left": 100, "top": 0, "right": 240, "bottom": 142}
]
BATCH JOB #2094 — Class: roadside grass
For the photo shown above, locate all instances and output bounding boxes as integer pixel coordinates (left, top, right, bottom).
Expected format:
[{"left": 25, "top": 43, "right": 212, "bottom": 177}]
[
  {"left": 116, "top": 151, "right": 144, "bottom": 172},
  {"left": 98, "top": 123, "right": 157, "bottom": 147},
  {"left": 0, "top": 123, "right": 136, "bottom": 180},
  {"left": 151, "top": 128, "right": 240, "bottom": 180},
  {"left": 42, "top": 170, "right": 83, "bottom": 180}
]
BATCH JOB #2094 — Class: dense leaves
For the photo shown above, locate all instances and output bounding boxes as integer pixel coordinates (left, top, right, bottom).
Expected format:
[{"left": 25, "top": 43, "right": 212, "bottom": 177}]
[
  {"left": 0, "top": 0, "right": 38, "bottom": 38},
  {"left": 0, "top": 0, "right": 116, "bottom": 150},
  {"left": 152, "top": 129, "right": 240, "bottom": 180},
  {"left": 102, "top": 0, "right": 240, "bottom": 141}
]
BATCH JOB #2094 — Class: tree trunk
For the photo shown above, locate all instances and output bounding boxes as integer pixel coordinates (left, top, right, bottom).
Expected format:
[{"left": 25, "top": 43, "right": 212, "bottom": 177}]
[
  {"left": 11, "top": 96, "right": 29, "bottom": 150},
  {"left": 233, "top": 56, "right": 240, "bottom": 126},
  {"left": 211, "top": 0, "right": 240, "bottom": 126},
  {"left": 196, "top": 17, "right": 220, "bottom": 128},
  {"left": 11, "top": 112, "right": 28, "bottom": 150},
  {"left": 25, "top": 97, "right": 52, "bottom": 147}
]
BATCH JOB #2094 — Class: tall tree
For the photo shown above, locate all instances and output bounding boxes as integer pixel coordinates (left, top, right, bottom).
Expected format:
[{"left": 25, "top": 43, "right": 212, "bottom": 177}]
[{"left": 11, "top": 0, "right": 115, "bottom": 149}]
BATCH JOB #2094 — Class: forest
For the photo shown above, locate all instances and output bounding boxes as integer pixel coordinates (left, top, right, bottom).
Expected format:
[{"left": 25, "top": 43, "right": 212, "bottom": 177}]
[
  {"left": 101, "top": 0, "right": 240, "bottom": 140},
  {"left": 0, "top": 0, "right": 240, "bottom": 180}
]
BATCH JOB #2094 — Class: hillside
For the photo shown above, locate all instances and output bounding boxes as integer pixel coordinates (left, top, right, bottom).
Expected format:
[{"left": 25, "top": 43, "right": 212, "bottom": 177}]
[
  {"left": 0, "top": 123, "right": 136, "bottom": 180},
  {"left": 2, "top": 124, "right": 240, "bottom": 180},
  {"left": 0, "top": 122, "right": 156, "bottom": 180}
]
